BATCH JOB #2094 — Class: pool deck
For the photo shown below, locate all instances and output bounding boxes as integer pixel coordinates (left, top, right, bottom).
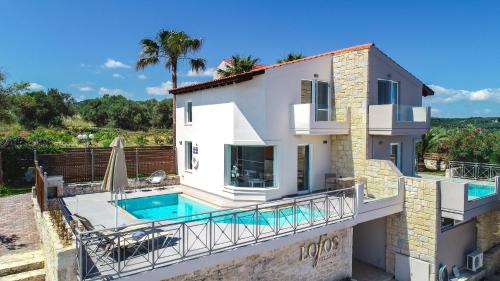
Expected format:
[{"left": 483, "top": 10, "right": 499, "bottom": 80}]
[{"left": 63, "top": 185, "right": 262, "bottom": 228}]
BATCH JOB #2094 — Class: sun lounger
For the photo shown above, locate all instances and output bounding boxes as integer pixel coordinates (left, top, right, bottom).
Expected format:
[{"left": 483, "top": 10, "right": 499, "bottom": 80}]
[{"left": 146, "top": 170, "right": 166, "bottom": 184}]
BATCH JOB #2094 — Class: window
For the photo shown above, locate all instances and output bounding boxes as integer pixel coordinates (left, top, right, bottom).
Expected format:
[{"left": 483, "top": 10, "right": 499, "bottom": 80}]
[
  {"left": 225, "top": 145, "right": 275, "bottom": 188},
  {"left": 185, "top": 141, "right": 193, "bottom": 170},
  {"left": 390, "top": 143, "right": 402, "bottom": 170},
  {"left": 185, "top": 101, "right": 192, "bottom": 124},
  {"left": 378, "top": 79, "right": 399, "bottom": 105}
]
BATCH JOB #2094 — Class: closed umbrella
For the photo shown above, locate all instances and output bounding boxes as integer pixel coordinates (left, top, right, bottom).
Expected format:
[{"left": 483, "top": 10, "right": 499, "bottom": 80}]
[{"left": 101, "top": 136, "right": 128, "bottom": 227}]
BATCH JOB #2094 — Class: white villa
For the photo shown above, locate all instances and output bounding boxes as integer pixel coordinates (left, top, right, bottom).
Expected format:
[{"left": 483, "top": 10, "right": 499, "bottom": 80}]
[
  {"left": 173, "top": 43, "right": 431, "bottom": 201},
  {"left": 169, "top": 43, "right": 499, "bottom": 281}
]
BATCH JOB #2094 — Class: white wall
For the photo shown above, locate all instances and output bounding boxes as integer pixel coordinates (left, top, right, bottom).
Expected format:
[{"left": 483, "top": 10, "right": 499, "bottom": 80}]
[
  {"left": 367, "top": 48, "right": 425, "bottom": 176},
  {"left": 368, "top": 48, "right": 423, "bottom": 107},
  {"left": 353, "top": 217, "right": 387, "bottom": 269},
  {"left": 176, "top": 56, "right": 334, "bottom": 200},
  {"left": 371, "top": 135, "right": 418, "bottom": 176},
  {"left": 176, "top": 77, "right": 267, "bottom": 198},
  {"left": 437, "top": 220, "right": 477, "bottom": 273}
]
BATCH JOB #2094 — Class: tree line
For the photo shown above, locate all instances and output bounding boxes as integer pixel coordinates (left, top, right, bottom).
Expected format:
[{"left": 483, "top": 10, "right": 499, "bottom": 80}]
[{"left": 0, "top": 75, "right": 173, "bottom": 131}]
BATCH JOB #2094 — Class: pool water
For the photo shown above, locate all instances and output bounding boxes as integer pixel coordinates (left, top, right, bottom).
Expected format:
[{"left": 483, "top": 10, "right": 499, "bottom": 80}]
[
  {"left": 118, "top": 193, "right": 216, "bottom": 221},
  {"left": 468, "top": 183, "right": 496, "bottom": 200},
  {"left": 118, "top": 193, "right": 332, "bottom": 225}
]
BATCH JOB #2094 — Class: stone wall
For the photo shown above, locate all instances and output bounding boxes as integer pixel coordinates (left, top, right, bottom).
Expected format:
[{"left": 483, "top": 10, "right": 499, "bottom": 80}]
[
  {"left": 330, "top": 48, "right": 401, "bottom": 200},
  {"left": 32, "top": 197, "right": 77, "bottom": 281},
  {"left": 386, "top": 177, "right": 439, "bottom": 281},
  {"left": 364, "top": 160, "right": 401, "bottom": 198},
  {"left": 330, "top": 49, "right": 370, "bottom": 182},
  {"left": 165, "top": 228, "right": 353, "bottom": 281},
  {"left": 477, "top": 210, "right": 500, "bottom": 276}
]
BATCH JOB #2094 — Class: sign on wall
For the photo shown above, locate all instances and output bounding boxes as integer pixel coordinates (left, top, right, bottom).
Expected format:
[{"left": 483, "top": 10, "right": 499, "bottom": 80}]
[{"left": 300, "top": 233, "right": 340, "bottom": 268}]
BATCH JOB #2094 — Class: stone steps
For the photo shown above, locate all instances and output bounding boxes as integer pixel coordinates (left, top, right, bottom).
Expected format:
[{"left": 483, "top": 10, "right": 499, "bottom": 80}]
[
  {"left": 0, "top": 250, "right": 45, "bottom": 280},
  {"left": 0, "top": 268, "right": 45, "bottom": 281}
]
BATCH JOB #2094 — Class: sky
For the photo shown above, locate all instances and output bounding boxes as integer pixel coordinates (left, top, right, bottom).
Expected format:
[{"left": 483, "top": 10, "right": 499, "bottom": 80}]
[{"left": 0, "top": 0, "right": 499, "bottom": 118}]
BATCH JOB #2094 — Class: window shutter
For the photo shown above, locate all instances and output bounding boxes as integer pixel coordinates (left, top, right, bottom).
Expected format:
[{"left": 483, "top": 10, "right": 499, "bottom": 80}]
[{"left": 301, "top": 80, "right": 312, "bottom": 104}]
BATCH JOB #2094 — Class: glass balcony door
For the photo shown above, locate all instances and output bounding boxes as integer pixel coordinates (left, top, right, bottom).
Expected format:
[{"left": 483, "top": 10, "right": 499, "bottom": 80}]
[
  {"left": 315, "top": 81, "right": 330, "bottom": 121},
  {"left": 301, "top": 79, "right": 333, "bottom": 122}
]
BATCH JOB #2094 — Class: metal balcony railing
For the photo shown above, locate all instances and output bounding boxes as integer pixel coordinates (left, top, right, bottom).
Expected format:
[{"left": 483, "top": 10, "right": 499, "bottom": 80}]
[
  {"left": 76, "top": 188, "right": 356, "bottom": 280},
  {"left": 449, "top": 161, "right": 500, "bottom": 182}
]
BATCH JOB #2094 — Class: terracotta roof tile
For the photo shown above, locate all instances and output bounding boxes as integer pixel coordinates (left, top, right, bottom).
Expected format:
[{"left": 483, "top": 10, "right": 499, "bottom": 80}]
[{"left": 171, "top": 43, "right": 374, "bottom": 94}]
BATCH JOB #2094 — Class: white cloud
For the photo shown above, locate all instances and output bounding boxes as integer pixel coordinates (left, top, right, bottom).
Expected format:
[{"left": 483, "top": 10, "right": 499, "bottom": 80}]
[
  {"left": 70, "top": 83, "right": 94, "bottom": 92},
  {"left": 146, "top": 81, "right": 195, "bottom": 96},
  {"left": 78, "top": 86, "right": 94, "bottom": 92},
  {"left": 138, "top": 74, "right": 147, "bottom": 80},
  {"left": 187, "top": 67, "right": 215, "bottom": 77},
  {"left": 28, "top": 82, "right": 44, "bottom": 91},
  {"left": 428, "top": 85, "right": 500, "bottom": 103},
  {"left": 112, "top": 73, "right": 124, "bottom": 79},
  {"left": 473, "top": 108, "right": 492, "bottom": 115},
  {"left": 103, "top": 59, "right": 131, "bottom": 69},
  {"left": 99, "top": 87, "right": 130, "bottom": 96},
  {"left": 431, "top": 108, "right": 441, "bottom": 114}
]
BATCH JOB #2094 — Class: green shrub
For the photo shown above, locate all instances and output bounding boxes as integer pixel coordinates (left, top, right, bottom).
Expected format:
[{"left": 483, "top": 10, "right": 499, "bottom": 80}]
[{"left": 0, "top": 136, "right": 66, "bottom": 185}]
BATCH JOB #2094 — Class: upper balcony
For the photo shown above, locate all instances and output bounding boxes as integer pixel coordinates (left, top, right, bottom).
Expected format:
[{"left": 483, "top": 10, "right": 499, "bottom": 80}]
[
  {"left": 368, "top": 104, "right": 430, "bottom": 135},
  {"left": 440, "top": 177, "right": 499, "bottom": 221},
  {"left": 289, "top": 103, "right": 349, "bottom": 135}
]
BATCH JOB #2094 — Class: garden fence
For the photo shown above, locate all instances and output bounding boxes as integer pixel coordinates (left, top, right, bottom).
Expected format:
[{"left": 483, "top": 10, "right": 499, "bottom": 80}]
[
  {"left": 35, "top": 146, "right": 176, "bottom": 183},
  {"left": 34, "top": 164, "right": 47, "bottom": 211}
]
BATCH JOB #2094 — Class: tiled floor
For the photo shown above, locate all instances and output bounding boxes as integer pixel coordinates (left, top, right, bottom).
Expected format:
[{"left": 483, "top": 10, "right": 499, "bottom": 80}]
[
  {"left": 352, "top": 259, "right": 394, "bottom": 281},
  {"left": 0, "top": 194, "right": 41, "bottom": 255}
]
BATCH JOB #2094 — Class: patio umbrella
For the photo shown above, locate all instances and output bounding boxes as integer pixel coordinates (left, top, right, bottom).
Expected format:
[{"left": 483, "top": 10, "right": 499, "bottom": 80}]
[{"left": 101, "top": 136, "right": 128, "bottom": 227}]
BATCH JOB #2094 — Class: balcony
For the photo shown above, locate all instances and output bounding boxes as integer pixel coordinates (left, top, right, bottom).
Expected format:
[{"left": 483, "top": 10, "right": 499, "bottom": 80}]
[
  {"left": 440, "top": 177, "right": 499, "bottom": 221},
  {"left": 289, "top": 103, "right": 349, "bottom": 135},
  {"left": 368, "top": 104, "right": 430, "bottom": 135}
]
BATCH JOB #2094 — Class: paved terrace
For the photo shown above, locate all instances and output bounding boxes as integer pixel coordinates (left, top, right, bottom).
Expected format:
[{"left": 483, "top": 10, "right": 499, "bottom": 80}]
[{"left": 0, "top": 193, "right": 41, "bottom": 255}]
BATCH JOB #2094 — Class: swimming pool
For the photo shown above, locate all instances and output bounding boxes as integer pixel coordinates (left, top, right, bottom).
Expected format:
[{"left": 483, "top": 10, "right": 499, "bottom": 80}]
[
  {"left": 118, "top": 193, "right": 216, "bottom": 221},
  {"left": 117, "top": 193, "right": 333, "bottom": 224},
  {"left": 468, "top": 182, "right": 496, "bottom": 200}
]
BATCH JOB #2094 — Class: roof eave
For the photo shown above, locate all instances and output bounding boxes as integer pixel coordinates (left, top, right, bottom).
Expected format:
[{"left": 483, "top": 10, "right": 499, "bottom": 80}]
[
  {"left": 170, "top": 69, "right": 265, "bottom": 95},
  {"left": 422, "top": 84, "right": 434, "bottom": 97}
]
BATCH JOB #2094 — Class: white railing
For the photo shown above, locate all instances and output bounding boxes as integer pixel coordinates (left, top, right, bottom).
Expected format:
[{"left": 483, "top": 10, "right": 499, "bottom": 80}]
[{"left": 449, "top": 161, "right": 500, "bottom": 182}]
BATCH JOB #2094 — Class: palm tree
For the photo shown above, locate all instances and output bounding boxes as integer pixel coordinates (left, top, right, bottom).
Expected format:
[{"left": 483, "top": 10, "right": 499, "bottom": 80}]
[
  {"left": 277, "top": 53, "right": 304, "bottom": 63},
  {"left": 216, "top": 55, "right": 259, "bottom": 78},
  {"left": 136, "top": 30, "right": 206, "bottom": 158}
]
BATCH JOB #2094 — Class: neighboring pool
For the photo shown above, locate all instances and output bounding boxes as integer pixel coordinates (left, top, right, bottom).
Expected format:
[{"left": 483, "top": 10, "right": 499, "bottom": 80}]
[
  {"left": 118, "top": 193, "right": 334, "bottom": 225},
  {"left": 118, "top": 193, "right": 216, "bottom": 221},
  {"left": 468, "top": 183, "right": 496, "bottom": 200}
]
